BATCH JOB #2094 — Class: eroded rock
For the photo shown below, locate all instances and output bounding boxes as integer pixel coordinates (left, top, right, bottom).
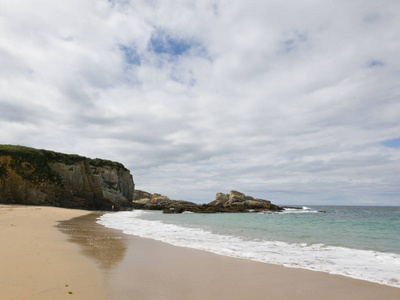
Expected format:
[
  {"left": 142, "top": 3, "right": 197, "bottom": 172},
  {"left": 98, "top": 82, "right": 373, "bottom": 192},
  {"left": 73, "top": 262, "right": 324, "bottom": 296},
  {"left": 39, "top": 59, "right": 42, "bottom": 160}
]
[
  {"left": 0, "top": 145, "right": 134, "bottom": 210},
  {"left": 160, "top": 190, "right": 283, "bottom": 214}
]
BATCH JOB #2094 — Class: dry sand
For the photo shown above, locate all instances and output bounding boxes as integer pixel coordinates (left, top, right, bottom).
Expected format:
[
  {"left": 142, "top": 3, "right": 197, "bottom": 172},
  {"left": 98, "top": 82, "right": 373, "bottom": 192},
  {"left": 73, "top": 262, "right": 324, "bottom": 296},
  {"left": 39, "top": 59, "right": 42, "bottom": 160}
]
[
  {"left": 0, "top": 205, "right": 109, "bottom": 300},
  {"left": 1, "top": 205, "right": 400, "bottom": 300}
]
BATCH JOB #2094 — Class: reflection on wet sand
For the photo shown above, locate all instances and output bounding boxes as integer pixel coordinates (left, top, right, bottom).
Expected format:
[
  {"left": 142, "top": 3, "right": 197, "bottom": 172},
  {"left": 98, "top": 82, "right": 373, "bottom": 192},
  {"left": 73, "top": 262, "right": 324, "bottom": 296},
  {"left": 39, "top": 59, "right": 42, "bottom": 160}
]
[{"left": 57, "top": 212, "right": 127, "bottom": 269}]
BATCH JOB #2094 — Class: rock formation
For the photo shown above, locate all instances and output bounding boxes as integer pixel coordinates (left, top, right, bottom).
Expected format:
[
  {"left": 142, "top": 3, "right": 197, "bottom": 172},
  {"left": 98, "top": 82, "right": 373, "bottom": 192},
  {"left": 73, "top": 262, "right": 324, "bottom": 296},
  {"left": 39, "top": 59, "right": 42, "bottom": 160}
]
[
  {"left": 1, "top": 145, "right": 283, "bottom": 213},
  {"left": 144, "top": 190, "right": 283, "bottom": 214},
  {"left": 132, "top": 190, "right": 197, "bottom": 210},
  {"left": 0, "top": 145, "right": 134, "bottom": 210},
  {"left": 209, "top": 190, "right": 275, "bottom": 209}
]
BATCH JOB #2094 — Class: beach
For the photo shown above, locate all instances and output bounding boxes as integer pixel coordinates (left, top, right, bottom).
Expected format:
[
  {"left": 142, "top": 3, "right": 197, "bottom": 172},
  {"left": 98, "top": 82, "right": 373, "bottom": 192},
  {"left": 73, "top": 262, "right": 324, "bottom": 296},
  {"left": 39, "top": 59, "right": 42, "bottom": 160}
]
[
  {"left": 1, "top": 205, "right": 400, "bottom": 300},
  {"left": 0, "top": 205, "right": 109, "bottom": 300}
]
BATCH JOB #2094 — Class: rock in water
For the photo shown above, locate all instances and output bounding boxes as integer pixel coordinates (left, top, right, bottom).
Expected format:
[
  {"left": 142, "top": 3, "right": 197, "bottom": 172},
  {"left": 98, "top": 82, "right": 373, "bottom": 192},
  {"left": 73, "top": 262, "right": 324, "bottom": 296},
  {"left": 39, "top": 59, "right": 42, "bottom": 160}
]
[
  {"left": 208, "top": 190, "right": 277, "bottom": 210},
  {"left": 133, "top": 190, "right": 283, "bottom": 214},
  {"left": 0, "top": 145, "right": 134, "bottom": 210},
  {"left": 132, "top": 190, "right": 197, "bottom": 210}
]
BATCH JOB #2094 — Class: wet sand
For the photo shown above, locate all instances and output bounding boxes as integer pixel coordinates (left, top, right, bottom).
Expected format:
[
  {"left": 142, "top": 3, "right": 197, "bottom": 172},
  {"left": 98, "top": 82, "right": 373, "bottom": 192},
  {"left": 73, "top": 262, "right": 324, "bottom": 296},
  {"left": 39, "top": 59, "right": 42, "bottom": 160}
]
[
  {"left": 62, "top": 212, "right": 400, "bottom": 300},
  {"left": 2, "top": 205, "right": 400, "bottom": 300}
]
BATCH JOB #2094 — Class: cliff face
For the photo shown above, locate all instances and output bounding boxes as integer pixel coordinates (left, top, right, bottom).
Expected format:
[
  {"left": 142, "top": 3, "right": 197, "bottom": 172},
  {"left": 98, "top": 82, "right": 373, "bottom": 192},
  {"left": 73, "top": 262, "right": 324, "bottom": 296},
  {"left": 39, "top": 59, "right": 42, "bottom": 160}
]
[{"left": 0, "top": 145, "right": 134, "bottom": 210}]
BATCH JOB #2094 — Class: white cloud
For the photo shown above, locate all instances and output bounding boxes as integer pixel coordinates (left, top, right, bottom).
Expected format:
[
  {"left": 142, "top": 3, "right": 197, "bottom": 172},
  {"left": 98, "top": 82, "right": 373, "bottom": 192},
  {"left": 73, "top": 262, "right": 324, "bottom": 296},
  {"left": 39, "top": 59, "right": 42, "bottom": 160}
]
[{"left": 1, "top": 0, "right": 399, "bottom": 205}]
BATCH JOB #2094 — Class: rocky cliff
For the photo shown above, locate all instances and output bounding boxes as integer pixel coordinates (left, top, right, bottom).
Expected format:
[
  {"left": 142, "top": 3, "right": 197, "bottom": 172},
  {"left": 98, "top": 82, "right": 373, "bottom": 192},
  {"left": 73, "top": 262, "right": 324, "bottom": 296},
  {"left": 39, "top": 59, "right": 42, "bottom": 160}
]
[{"left": 0, "top": 145, "right": 134, "bottom": 210}]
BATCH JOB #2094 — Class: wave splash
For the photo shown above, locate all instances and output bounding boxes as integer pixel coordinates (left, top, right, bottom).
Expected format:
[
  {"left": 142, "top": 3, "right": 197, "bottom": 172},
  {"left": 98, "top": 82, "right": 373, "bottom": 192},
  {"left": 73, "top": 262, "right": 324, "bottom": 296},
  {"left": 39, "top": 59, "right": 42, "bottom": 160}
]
[{"left": 281, "top": 206, "right": 320, "bottom": 214}]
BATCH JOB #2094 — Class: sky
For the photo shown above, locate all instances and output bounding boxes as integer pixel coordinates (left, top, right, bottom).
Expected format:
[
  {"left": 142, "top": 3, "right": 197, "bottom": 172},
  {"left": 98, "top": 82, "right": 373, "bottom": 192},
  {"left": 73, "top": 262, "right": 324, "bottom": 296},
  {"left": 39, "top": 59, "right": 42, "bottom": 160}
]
[{"left": 1, "top": 0, "right": 399, "bottom": 206}]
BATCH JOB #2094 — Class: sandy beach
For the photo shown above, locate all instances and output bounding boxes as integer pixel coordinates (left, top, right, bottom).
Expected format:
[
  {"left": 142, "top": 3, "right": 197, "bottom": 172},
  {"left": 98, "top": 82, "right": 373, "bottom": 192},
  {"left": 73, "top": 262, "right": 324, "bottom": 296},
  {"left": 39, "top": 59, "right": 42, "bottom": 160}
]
[
  {"left": 1, "top": 205, "right": 399, "bottom": 300},
  {"left": 0, "top": 205, "right": 109, "bottom": 300}
]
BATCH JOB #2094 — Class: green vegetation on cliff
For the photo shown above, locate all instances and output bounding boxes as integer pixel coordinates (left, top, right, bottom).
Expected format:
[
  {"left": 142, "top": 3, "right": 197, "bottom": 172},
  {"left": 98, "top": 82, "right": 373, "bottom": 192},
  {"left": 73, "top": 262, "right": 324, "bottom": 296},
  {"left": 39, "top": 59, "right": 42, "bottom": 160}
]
[
  {"left": 87, "top": 158, "right": 126, "bottom": 170},
  {"left": 0, "top": 145, "right": 61, "bottom": 184},
  {"left": 0, "top": 144, "right": 127, "bottom": 184}
]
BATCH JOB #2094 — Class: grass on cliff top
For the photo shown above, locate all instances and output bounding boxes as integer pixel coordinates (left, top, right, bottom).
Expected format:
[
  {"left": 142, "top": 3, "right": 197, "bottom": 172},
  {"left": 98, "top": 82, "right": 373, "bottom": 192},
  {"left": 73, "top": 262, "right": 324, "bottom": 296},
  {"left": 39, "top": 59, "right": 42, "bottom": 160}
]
[
  {"left": 0, "top": 145, "right": 62, "bottom": 184},
  {"left": 0, "top": 144, "right": 127, "bottom": 170}
]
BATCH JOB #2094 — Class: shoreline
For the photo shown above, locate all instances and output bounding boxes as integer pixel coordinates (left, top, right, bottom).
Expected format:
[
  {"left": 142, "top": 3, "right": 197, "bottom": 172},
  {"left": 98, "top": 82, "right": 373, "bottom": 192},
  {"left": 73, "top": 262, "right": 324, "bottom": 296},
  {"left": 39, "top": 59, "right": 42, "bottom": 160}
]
[
  {"left": 1, "top": 205, "right": 399, "bottom": 299},
  {"left": 66, "top": 210, "right": 400, "bottom": 300},
  {"left": 109, "top": 236, "right": 400, "bottom": 300},
  {"left": 98, "top": 208, "right": 400, "bottom": 289}
]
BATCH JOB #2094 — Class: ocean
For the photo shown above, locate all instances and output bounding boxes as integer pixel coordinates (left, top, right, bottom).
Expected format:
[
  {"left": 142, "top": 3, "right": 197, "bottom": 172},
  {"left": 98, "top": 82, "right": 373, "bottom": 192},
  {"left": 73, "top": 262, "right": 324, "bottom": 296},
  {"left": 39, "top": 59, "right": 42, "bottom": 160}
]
[{"left": 98, "top": 206, "right": 400, "bottom": 288}]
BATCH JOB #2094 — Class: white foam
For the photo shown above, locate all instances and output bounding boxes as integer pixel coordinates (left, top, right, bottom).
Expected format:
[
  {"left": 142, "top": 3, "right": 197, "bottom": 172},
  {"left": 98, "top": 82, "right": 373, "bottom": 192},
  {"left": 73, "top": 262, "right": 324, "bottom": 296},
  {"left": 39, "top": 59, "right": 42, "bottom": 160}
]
[
  {"left": 98, "top": 210, "right": 400, "bottom": 288},
  {"left": 280, "top": 207, "right": 319, "bottom": 214}
]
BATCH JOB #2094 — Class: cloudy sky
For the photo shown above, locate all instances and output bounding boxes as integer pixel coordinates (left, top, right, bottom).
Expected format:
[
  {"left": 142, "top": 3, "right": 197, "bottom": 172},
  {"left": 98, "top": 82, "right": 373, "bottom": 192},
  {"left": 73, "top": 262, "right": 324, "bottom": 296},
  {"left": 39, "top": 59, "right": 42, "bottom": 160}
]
[{"left": 1, "top": 0, "right": 399, "bottom": 205}]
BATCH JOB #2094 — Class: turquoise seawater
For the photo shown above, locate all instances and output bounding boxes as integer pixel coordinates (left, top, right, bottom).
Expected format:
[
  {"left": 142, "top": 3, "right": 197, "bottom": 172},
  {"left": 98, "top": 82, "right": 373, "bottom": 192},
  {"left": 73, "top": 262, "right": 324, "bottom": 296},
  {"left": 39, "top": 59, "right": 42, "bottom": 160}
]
[
  {"left": 141, "top": 206, "right": 400, "bottom": 254},
  {"left": 98, "top": 206, "right": 400, "bottom": 287}
]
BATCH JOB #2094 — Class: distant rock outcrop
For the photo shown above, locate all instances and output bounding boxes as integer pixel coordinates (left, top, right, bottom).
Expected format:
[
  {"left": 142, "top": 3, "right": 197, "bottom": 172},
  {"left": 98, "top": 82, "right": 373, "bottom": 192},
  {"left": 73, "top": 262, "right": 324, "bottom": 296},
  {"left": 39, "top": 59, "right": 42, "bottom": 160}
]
[
  {"left": 0, "top": 145, "right": 134, "bottom": 210},
  {"left": 142, "top": 190, "right": 283, "bottom": 214},
  {"left": 132, "top": 190, "right": 197, "bottom": 210},
  {"left": 209, "top": 190, "right": 277, "bottom": 210}
]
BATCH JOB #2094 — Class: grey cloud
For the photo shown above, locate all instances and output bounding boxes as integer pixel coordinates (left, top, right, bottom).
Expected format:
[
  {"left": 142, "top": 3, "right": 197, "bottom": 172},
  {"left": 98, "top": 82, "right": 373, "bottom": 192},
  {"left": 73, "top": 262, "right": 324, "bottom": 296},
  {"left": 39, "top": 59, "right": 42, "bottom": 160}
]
[
  {"left": 0, "top": 103, "right": 36, "bottom": 123},
  {"left": 279, "top": 31, "right": 308, "bottom": 53},
  {"left": 0, "top": 0, "right": 399, "bottom": 205}
]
